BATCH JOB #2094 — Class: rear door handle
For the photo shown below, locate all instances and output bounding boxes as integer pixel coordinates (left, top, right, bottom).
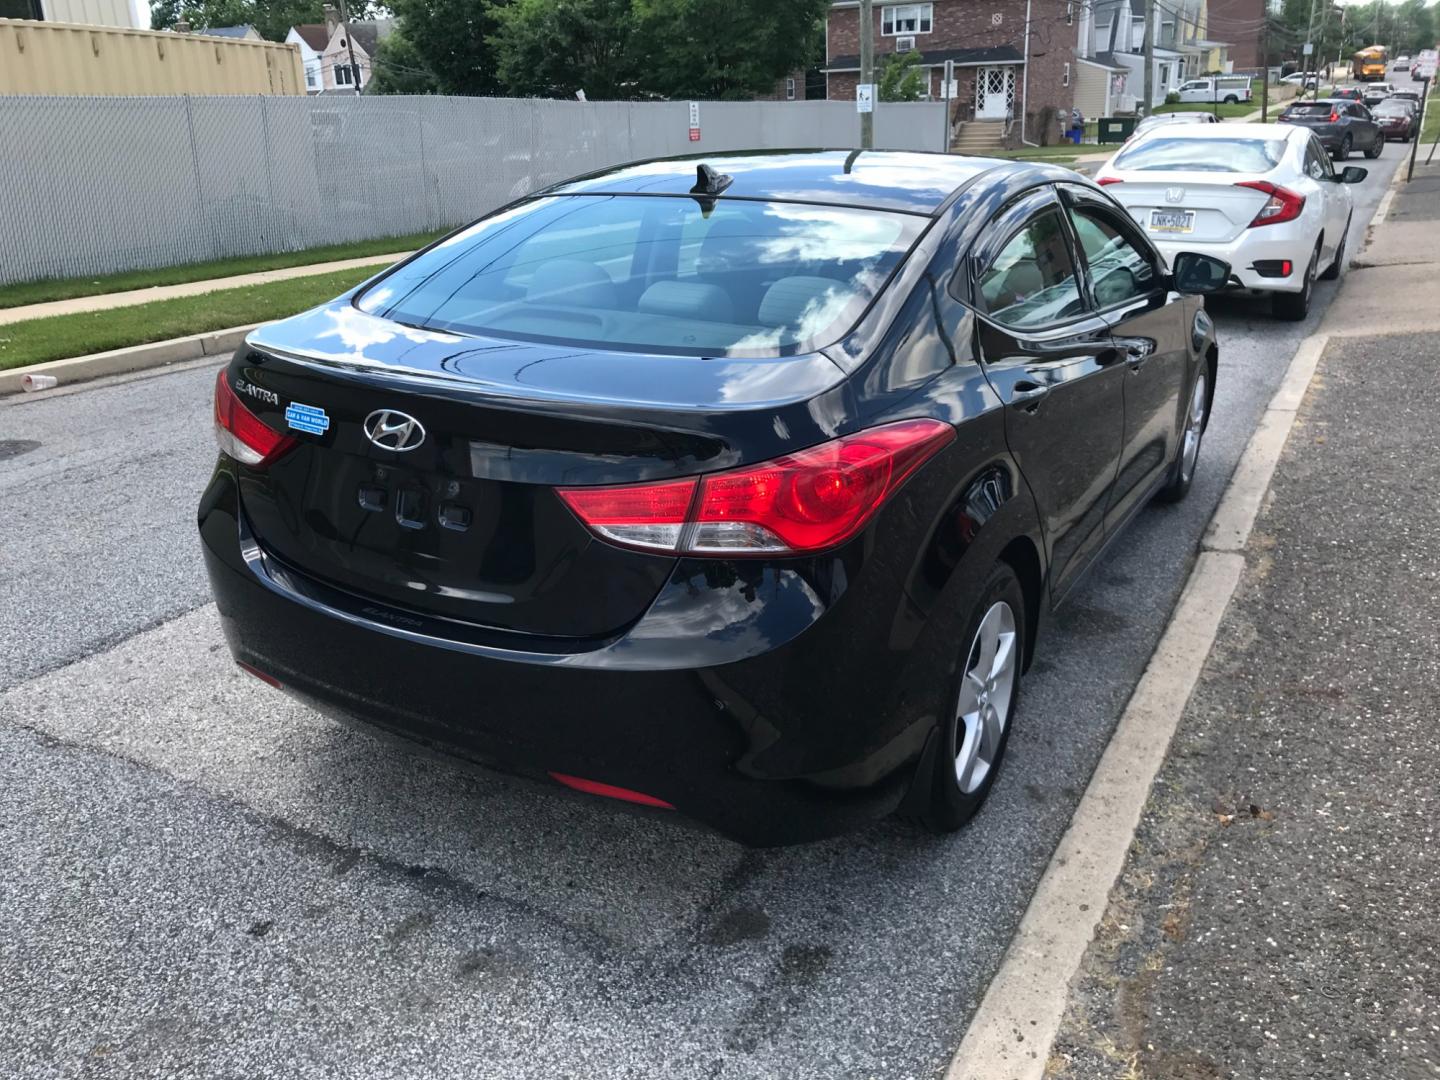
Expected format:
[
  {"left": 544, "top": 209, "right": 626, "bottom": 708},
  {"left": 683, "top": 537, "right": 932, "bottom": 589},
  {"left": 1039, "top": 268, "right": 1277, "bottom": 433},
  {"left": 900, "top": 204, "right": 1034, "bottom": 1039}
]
[{"left": 1010, "top": 382, "right": 1050, "bottom": 411}]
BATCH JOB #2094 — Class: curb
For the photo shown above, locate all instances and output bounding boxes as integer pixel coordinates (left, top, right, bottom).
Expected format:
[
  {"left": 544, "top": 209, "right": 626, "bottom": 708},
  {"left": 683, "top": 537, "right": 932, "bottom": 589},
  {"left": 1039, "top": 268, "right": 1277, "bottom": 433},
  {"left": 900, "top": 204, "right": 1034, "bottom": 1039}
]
[
  {"left": 945, "top": 326, "right": 1330, "bottom": 1080},
  {"left": 0, "top": 324, "right": 256, "bottom": 396}
]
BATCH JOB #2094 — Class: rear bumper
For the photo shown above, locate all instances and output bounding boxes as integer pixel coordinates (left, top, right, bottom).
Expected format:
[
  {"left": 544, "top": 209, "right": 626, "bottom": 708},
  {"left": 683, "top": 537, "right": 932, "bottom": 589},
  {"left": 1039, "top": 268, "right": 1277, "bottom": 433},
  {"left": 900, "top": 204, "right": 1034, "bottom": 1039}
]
[
  {"left": 1152, "top": 227, "right": 1314, "bottom": 293},
  {"left": 198, "top": 466, "right": 937, "bottom": 846}
]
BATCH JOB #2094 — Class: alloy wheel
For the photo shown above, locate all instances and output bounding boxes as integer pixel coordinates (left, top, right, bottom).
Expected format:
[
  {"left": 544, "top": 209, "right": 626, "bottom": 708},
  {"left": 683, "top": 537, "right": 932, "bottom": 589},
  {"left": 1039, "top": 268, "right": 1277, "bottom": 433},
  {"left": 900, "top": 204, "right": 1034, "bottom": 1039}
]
[
  {"left": 1180, "top": 373, "right": 1207, "bottom": 484},
  {"left": 954, "top": 601, "right": 1018, "bottom": 794}
]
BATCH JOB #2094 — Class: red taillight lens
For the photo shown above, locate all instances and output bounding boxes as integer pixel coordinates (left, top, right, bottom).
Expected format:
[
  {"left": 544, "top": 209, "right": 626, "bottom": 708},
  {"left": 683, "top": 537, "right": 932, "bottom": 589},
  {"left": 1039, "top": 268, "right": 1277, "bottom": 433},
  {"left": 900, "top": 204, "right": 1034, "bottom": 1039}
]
[
  {"left": 1096, "top": 176, "right": 1123, "bottom": 186},
  {"left": 1235, "top": 180, "right": 1305, "bottom": 228},
  {"left": 1328, "top": 111, "right": 1340, "bottom": 122},
  {"left": 213, "top": 369, "right": 296, "bottom": 468},
  {"left": 556, "top": 418, "right": 954, "bottom": 557}
]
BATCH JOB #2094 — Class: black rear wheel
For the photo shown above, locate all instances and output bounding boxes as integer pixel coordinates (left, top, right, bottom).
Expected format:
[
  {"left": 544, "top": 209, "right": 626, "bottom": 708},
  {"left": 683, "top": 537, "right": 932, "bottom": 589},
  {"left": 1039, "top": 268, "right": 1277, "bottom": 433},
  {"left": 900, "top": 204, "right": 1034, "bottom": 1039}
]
[
  {"left": 1365, "top": 131, "right": 1385, "bottom": 158},
  {"left": 1273, "top": 244, "right": 1319, "bottom": 321},
  {"left": 1320, "top": 217, "right": 1350, "bottom": 281},
  {"left": 1335, "top": 135, "right": 1352, "bottom": 161},
  {"left": 911, "top": 563, "right": 1026, "bottom": 833}
]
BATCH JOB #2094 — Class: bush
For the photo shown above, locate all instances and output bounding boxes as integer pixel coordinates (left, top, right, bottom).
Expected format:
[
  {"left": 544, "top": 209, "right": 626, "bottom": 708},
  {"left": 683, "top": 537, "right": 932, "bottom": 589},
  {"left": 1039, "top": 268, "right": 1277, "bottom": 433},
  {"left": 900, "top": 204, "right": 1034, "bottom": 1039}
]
[{"left": 1165, "top": 91, "right": 1181, "bottom": 104}]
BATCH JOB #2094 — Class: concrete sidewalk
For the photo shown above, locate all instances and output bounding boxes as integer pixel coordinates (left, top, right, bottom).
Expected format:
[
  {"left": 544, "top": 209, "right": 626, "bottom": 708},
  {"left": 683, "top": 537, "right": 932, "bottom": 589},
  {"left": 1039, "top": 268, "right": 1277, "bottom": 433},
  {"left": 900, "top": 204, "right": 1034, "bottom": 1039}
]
[
  {"left": 0, "top": 251, "right": 412, "bottom": 327},
  {"left": 1044, "top": 163, "right": 1440, "bottom": 1077}
]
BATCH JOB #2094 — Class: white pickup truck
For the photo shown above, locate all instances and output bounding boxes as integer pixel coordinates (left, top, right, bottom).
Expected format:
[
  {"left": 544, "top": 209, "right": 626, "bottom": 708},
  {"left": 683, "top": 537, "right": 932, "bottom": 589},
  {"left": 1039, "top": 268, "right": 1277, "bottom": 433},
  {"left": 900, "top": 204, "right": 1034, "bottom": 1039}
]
[{"left": 1175, "top": 76, "right": 1254, "bottom": 104}]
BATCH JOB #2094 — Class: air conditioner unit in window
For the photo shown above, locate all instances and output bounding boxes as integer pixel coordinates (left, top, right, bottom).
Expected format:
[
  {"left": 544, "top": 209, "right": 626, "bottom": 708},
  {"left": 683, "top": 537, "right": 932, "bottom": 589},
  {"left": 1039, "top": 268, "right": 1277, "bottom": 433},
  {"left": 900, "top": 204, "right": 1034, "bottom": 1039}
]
[{"left": 896, "top": 36, "right": 916, "bottom": 52}]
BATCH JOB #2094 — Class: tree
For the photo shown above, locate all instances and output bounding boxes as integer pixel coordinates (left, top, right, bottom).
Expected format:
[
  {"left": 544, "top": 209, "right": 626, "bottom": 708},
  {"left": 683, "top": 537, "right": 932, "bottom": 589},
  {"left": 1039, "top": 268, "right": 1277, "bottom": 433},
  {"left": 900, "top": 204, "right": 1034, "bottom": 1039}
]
[
  {"left": 627, "top": 0, "right": 830, "bottom": 100},
  {"left": 878, "top": 50, "right": 926, "bottom": 102},
  {"left": 369, "top": 29, "right": 441, "bottom": 94},
  {"left": 383, "top": 0, "right": 510, "bottom": 97},
  {"left": 149, "top": 0, "right": 382, "bottom": 42},
  {"left": 492, "top": 0, "right": 637, "bottom": 99}
]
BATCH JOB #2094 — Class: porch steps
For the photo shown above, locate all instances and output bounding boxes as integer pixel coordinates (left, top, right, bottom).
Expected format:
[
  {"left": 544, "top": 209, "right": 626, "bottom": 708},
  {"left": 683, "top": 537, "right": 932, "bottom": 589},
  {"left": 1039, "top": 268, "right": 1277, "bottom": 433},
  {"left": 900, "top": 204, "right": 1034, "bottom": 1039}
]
[{"left": 950, "top": 120, "right": 1006, "bottom": 154}]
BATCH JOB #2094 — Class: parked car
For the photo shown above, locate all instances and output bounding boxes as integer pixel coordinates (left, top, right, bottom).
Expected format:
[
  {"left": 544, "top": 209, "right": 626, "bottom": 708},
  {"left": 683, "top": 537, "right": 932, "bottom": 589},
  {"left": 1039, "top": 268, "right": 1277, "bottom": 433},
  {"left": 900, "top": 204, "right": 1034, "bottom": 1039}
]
[
  {"left": 1392, "top": 89, "right": 1421, "bottom": 104},
  {"left": 1127, "top": 111, "right": 1221, "bottom": 142},
  {"left": 1330, "top": 86, "right": 1366, "bottom": 102},
  {"left": 1372, "top": 98, "right": 1419, "bottom": 141},
  {"left": 1280, "top": 72, "right": 1319, "bottom": 88},
  {"left": 200, "top": 149, "right": 1229, "bottom": 846},
  {"left": 1094, "top": 124, "right": 1366, "bottom": 320},
  {"left": 1394, "top": 56, "right": 1411, "bottom": 70},
  {"left": 1175, "top": 76, "right": 1254, "bottom": 104},
  {"left": 1277, "top": 98, "right": 1384, "bottom": 160},
  {"left": 1362, "top": 82, "right": 1394, "bottom": 107}
]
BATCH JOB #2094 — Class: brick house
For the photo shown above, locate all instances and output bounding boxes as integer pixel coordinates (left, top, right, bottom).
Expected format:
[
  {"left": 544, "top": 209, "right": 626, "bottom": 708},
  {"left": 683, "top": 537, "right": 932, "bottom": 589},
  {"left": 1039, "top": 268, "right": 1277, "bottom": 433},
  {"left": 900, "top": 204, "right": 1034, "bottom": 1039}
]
[{"left": 823, "top": 0, "right": 1078, "bottom": 143}]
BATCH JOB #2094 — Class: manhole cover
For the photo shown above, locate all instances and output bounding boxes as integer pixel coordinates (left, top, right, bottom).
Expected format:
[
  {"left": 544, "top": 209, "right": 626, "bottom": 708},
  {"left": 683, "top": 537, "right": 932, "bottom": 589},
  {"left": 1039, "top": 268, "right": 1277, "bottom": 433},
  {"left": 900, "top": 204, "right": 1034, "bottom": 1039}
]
[{"left": 0, "top": 439, "right": 41, "bottom": 461}]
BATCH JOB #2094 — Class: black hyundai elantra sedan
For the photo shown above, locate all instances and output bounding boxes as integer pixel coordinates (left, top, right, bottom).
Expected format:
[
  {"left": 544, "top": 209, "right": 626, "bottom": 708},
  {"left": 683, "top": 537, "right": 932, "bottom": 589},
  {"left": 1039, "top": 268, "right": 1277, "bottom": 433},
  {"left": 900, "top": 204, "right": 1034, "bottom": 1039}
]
[{"left": 200, "top": 150, "right": 1227, "bottom": 846}]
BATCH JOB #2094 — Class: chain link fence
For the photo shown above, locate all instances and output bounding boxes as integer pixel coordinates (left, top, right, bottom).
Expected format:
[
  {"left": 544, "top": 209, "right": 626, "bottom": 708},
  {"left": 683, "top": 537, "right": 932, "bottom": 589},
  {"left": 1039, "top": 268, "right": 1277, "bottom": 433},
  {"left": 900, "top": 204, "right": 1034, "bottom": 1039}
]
[{"left": 0, "top": 95, "right": 946, "bottom": 286}]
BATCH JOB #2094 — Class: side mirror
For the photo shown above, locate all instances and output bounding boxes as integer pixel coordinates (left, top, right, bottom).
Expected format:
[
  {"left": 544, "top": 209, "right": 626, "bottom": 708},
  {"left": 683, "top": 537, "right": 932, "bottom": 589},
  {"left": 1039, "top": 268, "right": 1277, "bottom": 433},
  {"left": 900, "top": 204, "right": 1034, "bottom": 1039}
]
[
  {"left": 1339, "top": 165, "right": 1368, "bottom": 184},
  {"left": 1171, "top": 252, "right": 1230, "bottom": 295}
]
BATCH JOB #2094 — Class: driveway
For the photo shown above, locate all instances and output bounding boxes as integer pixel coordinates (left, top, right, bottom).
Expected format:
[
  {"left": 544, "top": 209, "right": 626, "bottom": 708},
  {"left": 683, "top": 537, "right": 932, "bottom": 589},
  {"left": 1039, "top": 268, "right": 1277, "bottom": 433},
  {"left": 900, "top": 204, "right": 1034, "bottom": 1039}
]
[{"left": 0, "top": 143, "right": 1405, "bottom": 1079}]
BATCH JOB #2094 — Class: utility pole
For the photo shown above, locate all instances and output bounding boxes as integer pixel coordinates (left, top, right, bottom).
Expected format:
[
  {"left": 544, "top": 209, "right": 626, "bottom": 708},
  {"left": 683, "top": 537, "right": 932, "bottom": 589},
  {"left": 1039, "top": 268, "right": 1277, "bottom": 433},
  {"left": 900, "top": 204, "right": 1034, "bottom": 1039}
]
[
  {"left": 1303, "top": 0, "right": 1318, "bottom": 95},
  {"left": 1142, "top": 0, "right": 1155, "bottom": 116},
  {"left": 859, "top": 0, "right": 875, "bottom": 149},
  {"left": 1260, "top": 21, "right": 1270, "bottom": 123},
  {"left": 338, "top": 0, "right": 362, "bottom": 94}
]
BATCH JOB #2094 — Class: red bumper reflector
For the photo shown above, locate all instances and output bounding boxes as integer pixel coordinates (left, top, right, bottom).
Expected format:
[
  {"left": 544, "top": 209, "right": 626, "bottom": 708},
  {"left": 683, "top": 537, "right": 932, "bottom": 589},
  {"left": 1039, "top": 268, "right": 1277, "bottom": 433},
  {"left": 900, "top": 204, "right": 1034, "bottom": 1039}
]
[
  {"left": 236, "top": 660, "right": 282, "bottom": 689},
  {"left": 549, "top": 772, "right": 674, "bottom": 809}
]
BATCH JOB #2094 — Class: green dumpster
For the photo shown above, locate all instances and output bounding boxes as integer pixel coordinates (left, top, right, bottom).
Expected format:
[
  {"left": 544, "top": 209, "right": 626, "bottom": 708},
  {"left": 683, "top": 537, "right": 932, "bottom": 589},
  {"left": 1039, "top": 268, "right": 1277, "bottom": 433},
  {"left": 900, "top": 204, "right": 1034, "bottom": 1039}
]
[{"left": 1098, "top": 116, "right": 1138, "bottom": 143}]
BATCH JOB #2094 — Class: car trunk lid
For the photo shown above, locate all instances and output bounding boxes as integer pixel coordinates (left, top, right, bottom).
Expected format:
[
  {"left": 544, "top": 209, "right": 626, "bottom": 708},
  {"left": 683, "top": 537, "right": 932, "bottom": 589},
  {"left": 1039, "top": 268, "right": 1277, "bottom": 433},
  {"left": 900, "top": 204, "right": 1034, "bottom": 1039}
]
[
  {"left": 1111, "top": 173, "right": 1277, "bottom": 245},
  {"left": 229, "top": 302, "right": 848, "bottom": 640}
]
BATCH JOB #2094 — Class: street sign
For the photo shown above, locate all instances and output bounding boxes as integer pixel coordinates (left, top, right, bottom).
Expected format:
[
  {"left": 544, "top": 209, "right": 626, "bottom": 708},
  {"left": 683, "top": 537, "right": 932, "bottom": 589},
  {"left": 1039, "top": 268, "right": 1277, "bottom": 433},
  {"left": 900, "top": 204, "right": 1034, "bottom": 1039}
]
[
  {"left": 1302, "top": 41, "right": 1313, "bottom": 55},
  {"left": 688, "top": 100, "right": 700, "bottom": 141},
  {"left": 856, "top": 83, "right": 875, "bottom": 113}
]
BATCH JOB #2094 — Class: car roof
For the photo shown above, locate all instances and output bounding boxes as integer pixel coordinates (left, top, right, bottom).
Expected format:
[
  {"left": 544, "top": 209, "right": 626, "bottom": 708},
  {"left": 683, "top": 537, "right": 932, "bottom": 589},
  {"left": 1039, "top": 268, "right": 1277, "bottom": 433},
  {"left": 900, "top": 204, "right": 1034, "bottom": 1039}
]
[{"left": 548, "top": 150, "right": 1022, "bottom": 215}]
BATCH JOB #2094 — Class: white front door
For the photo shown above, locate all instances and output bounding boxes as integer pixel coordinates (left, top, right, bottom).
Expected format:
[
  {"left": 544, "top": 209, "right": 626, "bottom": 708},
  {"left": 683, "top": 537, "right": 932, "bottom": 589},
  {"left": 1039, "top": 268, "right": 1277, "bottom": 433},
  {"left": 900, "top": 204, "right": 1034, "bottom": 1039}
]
[{"left": 976, "top": 66, "right": 1015, "bottom": 119}]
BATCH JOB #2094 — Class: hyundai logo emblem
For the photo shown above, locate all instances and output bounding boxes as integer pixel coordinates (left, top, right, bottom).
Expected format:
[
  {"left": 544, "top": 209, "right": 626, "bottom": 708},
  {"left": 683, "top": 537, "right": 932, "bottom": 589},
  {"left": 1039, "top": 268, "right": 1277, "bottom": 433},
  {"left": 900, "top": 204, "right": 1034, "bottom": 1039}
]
[{"left": 363, "top": 409, "right": 426, "bottom": 452}]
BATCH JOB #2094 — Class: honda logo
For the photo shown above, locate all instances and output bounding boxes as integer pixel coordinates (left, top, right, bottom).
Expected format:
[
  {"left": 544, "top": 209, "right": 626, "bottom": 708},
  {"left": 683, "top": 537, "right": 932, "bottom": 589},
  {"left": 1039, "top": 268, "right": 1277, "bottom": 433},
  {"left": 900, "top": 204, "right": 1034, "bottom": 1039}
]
[
  {"left": 1165, "top": 187, "right": 1186, "bottom": 204},
  {"left": 363, "top": 409, "right": 426, "bottom": 452}
]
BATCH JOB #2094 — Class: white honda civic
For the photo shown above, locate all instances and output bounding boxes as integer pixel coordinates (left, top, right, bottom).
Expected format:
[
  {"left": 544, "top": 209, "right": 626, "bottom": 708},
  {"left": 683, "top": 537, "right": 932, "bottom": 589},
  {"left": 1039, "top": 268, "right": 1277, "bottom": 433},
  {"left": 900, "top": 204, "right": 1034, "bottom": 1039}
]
[{"left": 1093, "top": 123, "right": 1367, "bottom": 320}]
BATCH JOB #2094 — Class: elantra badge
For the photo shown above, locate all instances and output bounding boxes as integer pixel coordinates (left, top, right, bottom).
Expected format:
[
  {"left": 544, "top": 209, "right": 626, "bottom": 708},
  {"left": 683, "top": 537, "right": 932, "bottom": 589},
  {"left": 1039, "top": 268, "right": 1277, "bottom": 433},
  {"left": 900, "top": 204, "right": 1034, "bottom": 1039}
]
[
  {"left": 1165, "top": 187, "right": 1186, "bottom": 204},
  {"left": 364, "top": 409, "right": 426, "bottom": 452}
]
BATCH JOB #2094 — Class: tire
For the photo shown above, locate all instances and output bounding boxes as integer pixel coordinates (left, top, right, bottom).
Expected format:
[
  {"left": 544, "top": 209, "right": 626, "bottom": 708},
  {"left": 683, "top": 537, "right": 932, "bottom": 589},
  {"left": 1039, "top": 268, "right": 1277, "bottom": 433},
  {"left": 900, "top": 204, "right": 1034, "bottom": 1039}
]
[
  {"left": 1156, "top": 368, "right": 1210, "bottom": 503},
  {"left": 911, "top": 563, "right": 1026, "bottom": 833},
  {"left": 1320, "top": 216, "right": 1350, "bottom": 280},
  {"left": 1334, "top": 135, "right": 1352, "bottom": 161},
  {"left": 1365, "top": 131, "right": 1385, "bottom": 158},
  {"left": 1224, "top": 94, "right": 1239, "bottom": 104},
  {"left": 1272, "top": 244, "right": 1319, "bottom": 321}
]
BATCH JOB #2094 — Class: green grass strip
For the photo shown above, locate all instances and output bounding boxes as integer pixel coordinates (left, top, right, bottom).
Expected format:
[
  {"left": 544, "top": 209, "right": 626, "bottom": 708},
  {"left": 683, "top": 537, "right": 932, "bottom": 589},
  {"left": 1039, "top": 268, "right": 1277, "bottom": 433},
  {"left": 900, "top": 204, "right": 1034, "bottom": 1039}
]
[
  {"left": 0, "top": 231, "right": 446, "bottom": 311},
  {"left": 0, "top": 264, "right": 386, "bottom": 371}
]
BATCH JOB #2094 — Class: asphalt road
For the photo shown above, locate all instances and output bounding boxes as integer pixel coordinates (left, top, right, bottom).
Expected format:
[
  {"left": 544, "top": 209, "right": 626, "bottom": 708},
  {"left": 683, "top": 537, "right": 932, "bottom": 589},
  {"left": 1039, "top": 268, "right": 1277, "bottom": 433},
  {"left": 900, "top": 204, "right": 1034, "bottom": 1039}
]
[{"left": 0, "top": 142, "right": 1404, "bottom": 1079}]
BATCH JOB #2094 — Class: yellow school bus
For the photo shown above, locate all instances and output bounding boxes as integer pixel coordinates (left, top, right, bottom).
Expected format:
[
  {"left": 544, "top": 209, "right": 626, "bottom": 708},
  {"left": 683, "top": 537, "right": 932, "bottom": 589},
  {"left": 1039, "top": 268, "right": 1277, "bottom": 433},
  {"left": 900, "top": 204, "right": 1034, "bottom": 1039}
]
[{"left": 1352, "top": 46, "right": 1389, "bottom": 82}]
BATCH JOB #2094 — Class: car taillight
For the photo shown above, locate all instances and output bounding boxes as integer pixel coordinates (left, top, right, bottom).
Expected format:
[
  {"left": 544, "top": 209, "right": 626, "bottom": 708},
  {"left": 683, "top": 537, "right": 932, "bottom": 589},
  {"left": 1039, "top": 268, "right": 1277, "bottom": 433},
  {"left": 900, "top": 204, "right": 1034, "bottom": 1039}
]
[
  {"left": 1235, "top": 180, "right": 1305, "bottom": 228},
  {"left": 213, "top": 369, "right": 296, "bottom": 468},
  {"left": 1328, "top": 111, "right": 1340, "bottom": 122},
  {"left": 556, "top": 418, "right": 955, "bottom": 557},
  {"left": 1096, "top": 176, "right": 1123, "bottom": 186}
]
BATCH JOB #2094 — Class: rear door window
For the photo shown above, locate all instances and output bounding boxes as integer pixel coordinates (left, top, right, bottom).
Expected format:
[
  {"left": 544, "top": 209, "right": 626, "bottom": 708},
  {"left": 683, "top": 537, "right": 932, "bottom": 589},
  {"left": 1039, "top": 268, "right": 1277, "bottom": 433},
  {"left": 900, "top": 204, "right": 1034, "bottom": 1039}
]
[{"left": 977, "top": 211, "right": 1087, "bottom": 329}]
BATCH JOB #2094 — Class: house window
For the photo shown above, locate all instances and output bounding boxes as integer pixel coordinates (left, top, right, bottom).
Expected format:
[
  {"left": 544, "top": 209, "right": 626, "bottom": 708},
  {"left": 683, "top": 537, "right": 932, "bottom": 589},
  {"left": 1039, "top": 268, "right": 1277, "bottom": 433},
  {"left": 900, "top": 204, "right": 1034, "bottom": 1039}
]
[
  {"left": 1063, "top": 62, "right": 1071, "bottom": 87},
  {"left": 881, "top": 4, "right": 933, "bottom": 36},
  {"left": 1066, "top": 1, "right": 1074, "bottom": 25},
  {"left": 305, "top": 64, "right": 319, "bottom": 89},
  {"left": 334, "top": 61, "right": 353, "bottom": 86},
  {"left": 786, "top": 77, "right": 796, "bottom": 101}
]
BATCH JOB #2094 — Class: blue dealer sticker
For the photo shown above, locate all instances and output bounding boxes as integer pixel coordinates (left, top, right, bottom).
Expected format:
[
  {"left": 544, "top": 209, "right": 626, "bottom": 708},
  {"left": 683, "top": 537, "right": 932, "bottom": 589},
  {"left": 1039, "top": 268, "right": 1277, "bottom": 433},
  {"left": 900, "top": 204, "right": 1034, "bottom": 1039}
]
[{"left": 285, "top": 402, "right": 330, "bottom": 436}]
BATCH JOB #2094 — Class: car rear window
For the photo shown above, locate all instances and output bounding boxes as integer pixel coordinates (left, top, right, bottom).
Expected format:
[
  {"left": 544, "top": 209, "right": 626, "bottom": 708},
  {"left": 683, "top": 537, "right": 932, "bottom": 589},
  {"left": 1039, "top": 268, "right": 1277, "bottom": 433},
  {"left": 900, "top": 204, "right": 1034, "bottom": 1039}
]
[
  {"left": 1112, "top": 136, "right": 1287, "bottom": 173},
  {"left": 1374, "top": 101, "right": 1410, "bottom": 114},
  {"left": 353, "top": 194, "right": 925, "bottom": 357},
  {"left": 1287, "top": 103, "right": 1338, "bottom": 116}
]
